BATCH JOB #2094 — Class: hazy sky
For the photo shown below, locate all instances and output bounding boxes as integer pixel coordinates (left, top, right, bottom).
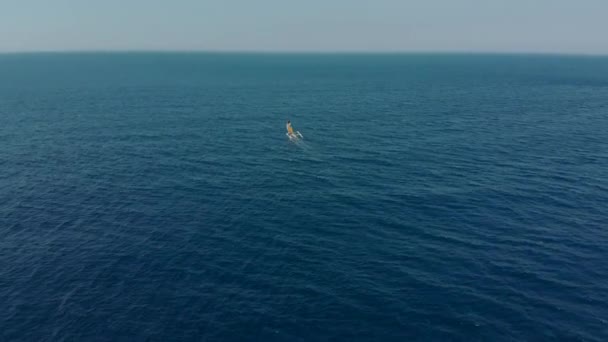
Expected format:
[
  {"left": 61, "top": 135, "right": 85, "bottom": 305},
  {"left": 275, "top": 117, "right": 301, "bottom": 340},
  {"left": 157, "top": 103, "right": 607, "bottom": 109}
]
[{"left": 1, "top": 0, "right": 607, "bottom": 54}]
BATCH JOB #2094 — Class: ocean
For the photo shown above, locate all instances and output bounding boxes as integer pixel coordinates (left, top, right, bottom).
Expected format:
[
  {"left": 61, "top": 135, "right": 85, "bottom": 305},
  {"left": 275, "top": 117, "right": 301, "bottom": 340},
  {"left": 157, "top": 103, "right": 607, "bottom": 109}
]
[{"left": 1, "top": 53, "right": 607, "bottom": 341}]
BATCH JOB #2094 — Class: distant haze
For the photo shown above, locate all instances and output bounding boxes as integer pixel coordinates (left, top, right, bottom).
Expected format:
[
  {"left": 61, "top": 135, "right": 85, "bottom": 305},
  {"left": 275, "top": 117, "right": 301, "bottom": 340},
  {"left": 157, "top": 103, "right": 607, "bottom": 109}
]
[{"left": 1, "top": 0, "right": 607, "bottom": 54}]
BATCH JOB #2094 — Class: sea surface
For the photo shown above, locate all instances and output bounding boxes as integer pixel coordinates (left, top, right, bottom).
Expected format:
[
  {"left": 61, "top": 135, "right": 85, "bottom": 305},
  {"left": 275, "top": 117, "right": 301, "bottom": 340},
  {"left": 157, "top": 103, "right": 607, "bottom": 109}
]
[{"left": 1, "top": 53, "right": 607, "bottom": 341}]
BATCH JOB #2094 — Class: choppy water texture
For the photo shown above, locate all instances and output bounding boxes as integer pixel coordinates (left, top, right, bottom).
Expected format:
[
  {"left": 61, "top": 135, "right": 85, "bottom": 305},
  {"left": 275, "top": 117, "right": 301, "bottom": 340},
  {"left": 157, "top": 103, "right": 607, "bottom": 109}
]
[{"left": 1, "top": 53, "right": 608, "bottom": 341}]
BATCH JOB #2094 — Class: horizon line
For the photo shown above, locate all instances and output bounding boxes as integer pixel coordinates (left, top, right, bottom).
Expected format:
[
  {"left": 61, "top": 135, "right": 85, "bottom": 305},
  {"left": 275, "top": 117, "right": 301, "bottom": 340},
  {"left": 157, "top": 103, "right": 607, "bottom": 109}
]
[{"left": 1, "top": 49, "right": 607, "bottom": 58}]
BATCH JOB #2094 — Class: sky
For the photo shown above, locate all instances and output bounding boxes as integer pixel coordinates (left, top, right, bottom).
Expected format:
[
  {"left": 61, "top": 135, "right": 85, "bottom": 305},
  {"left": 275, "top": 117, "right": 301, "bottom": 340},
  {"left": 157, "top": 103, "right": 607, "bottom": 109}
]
[{"left": 1, "top": 0, "right": 607, "bottom": 54}]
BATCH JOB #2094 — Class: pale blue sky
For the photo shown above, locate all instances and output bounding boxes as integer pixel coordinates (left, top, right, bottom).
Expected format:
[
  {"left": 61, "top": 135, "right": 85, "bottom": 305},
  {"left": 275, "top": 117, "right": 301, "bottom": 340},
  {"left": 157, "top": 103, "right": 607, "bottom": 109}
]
[{"left": 1, "top": 0, "right": 607, "bottom": 54}]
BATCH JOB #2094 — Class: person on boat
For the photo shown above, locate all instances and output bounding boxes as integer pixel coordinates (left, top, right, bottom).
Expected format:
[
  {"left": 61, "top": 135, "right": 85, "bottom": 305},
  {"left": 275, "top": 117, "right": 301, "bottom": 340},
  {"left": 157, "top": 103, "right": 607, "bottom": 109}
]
[{"left": 286, "top": 120, "right": 295, "bottom": 135}]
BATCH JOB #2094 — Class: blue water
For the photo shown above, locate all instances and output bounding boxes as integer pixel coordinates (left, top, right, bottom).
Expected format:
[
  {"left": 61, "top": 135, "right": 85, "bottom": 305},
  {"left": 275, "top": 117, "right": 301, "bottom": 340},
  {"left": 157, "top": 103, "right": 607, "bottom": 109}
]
[{"left": 1, "top": 53, "right": 607, "bottom": 341}]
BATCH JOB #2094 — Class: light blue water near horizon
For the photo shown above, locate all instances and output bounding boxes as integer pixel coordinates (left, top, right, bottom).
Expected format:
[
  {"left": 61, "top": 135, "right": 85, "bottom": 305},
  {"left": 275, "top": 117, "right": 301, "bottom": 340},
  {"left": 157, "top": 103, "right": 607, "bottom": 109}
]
[{"left": 1, "top": 53, "right": 608, "bottom": 341}]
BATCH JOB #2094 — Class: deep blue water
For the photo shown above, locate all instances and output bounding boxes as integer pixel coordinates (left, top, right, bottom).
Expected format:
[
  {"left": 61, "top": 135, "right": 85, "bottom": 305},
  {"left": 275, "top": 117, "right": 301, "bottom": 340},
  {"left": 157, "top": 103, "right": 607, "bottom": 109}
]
[{"left": 1, "top": 53, "right": 607, "bottom": 341}]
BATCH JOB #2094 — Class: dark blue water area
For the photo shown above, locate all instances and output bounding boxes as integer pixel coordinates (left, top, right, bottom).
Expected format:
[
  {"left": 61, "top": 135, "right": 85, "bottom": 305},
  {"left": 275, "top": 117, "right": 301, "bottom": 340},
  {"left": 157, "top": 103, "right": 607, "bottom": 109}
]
[{"left": 1, "top": 53, "right": 608, "bottom": 341}]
